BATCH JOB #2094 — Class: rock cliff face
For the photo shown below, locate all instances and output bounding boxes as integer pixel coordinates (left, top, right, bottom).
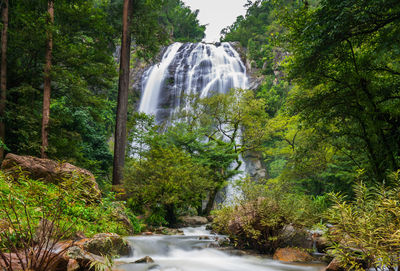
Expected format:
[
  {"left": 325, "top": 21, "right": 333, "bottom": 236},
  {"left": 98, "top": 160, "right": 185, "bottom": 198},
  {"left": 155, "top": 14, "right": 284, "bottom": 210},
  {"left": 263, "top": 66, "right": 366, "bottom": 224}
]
[{"left": 229, "top": 41, "right": 265, "bottom": 90}]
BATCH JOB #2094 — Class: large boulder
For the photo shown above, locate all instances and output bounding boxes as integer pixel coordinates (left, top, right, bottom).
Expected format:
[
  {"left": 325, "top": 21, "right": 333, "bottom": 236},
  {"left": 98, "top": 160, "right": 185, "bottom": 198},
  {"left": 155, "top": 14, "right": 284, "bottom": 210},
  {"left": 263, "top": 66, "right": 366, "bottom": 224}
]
[
  {"left": 67, "top": 246, "right": 104, "bottom": 270},
  {"left": 273, "top": 248, "right": 314, "bottom": 263},
  {"left": 1, "top": 153, "right": 101, "bottom": 201},
  {"left": 280, "top": 224, "right": 313, "bottom": 249},
  {"left": 82, "top": 233, "right": 131, "bottom": 257}
]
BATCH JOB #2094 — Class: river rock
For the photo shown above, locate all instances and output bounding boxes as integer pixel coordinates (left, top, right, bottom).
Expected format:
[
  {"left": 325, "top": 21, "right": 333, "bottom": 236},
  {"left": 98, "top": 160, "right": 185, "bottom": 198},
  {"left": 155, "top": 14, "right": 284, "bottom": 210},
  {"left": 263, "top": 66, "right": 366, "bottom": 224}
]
[
  {"left": 280, "top": 224, "right": 313, "bottom": 249},
  {"left": 154, "top": 227, "right": 184, "bottom": 235},
  {"left": 1, "top": 153, "right": 101, "bottom": 201},
  {"left": 273, "top": 248, "right": 313, "bottom": 262},
  {"left": 135, "top": 256, "right": 154, "bottom": 263},
  {"left": 179, "top": 215, "right": 208, "bottom": 226},
  {"left": 83, "top": 233, "right": 131, "bottom": 257},
  {"left": 67, "top": 246, "right": 104, "bottom": 270}
]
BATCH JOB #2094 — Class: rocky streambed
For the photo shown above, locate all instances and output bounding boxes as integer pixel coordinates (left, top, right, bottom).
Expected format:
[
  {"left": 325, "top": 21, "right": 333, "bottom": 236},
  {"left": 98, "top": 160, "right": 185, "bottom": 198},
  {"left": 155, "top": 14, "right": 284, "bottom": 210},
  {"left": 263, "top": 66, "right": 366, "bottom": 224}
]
[{"left": 115, "top": 226, "right": 326, "bottom": 271}]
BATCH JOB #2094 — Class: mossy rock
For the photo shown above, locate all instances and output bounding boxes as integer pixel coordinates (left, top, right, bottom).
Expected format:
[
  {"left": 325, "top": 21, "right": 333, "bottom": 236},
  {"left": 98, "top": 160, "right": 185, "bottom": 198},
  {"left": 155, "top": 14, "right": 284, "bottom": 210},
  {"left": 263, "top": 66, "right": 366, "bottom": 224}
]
[
  {"left": 83, "top": 233, "right": 131, "bottom": 257},
  {"left": 1, "top": 153, "right": 101, "bottom": 202}
]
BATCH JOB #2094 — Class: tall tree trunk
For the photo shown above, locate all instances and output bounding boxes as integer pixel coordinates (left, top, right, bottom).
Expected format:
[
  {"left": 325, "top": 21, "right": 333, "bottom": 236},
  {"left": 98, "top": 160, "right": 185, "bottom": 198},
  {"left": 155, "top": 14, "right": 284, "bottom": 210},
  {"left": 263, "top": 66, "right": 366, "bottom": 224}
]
[
  {"left": 41, "top": 0, "right": 54, "bottom": 158},
  {"left": 204, "top": 187, "right": 219, "bottom": 216},
  {"left": 112, "top": 0, "right": 132, "bottom": 185},
  {"left": 0, "top": 0, "right": 8, "bottom": 160}
]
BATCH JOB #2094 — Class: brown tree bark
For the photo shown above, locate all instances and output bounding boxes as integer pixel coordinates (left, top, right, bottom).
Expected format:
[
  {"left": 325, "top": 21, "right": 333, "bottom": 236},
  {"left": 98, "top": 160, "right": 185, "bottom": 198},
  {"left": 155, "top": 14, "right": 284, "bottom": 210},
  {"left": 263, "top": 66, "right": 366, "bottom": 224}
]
[
  {"left": 0, "top": 0, "right": 8, "bottom": 160},
  {"left": 204, "top": 187, "right": 219, "bottom": 216},
  {"left": 41, "top": 0, "right": 54, "bottom": 158},
  {"left": 112, "top": 0, "right": 133, "bottom": 185}
]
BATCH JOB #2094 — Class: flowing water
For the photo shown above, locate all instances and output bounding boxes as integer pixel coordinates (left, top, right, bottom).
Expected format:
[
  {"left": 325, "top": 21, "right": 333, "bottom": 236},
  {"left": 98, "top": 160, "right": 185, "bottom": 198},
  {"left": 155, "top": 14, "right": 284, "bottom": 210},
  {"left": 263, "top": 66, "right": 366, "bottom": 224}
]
[
  {"left": 116, "top": 226, "right": 325, "bottom": 271},
  {"left": 138, "top": 42, "right": 248, "bottom": 123}
]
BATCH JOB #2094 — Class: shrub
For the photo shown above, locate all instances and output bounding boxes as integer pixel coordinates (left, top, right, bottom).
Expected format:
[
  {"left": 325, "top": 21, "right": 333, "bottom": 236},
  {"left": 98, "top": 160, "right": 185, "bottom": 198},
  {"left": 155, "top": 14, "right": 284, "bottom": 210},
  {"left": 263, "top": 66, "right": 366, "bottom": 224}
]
[
  {"left": 212, "top": 178, "right": 320, "bottom": 253},
  {"left": 0, "top": 176, "right": 75, "bottom": 270},
  {"left": 325, "top": 180, "right": 400, "bottom": 270},
  {"left": 124, "top": 145, "right": 212, "bottom": 226},
  {"left": 0, "top": 171, "right": 141, "bottom": 239}
]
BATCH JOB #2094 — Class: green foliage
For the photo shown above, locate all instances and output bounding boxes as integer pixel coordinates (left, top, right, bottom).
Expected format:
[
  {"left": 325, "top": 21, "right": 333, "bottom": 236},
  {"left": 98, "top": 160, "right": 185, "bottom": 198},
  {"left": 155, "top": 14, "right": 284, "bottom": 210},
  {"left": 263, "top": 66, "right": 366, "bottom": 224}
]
[
  {"left": 124, "top": 145, "right": 212, "bottom": 225},
  {"left": 281, "top": 0, "right": 400, "bottom": 183},
  {"left": 212, "top": 177, "right": 321, "bottom": 253},
  {"left": 6, "top": 0, "right": 117, "bottom": 180},
  {"left": 0, "top": 171, "right": 141, "bottom": 239},
  {"left": 326, "top": 176, "right": 400, "bottom": 270},
  {"left": 159, "top": 0, "right": 206, "bottom": 42},
  {"left": 3, "top": 0, "right": 205, "bottom": 184},
  {"left": 221, "top": 0, "right": 281, "bottom": 72}
]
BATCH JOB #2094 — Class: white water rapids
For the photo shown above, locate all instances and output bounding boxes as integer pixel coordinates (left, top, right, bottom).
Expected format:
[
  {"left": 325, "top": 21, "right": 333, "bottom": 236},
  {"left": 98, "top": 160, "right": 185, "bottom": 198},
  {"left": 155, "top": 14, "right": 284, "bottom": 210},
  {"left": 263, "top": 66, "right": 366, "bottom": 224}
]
[{"left": 116, "top": 227, "right": 324, "bottom": 271}]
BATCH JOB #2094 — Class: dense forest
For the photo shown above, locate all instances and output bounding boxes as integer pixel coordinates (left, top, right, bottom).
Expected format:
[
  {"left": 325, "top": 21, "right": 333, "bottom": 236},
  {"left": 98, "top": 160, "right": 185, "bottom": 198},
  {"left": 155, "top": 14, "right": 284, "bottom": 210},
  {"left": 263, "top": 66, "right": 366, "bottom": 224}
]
[{"left": 1, "top": 0, "right": 400, "bottom": 270}]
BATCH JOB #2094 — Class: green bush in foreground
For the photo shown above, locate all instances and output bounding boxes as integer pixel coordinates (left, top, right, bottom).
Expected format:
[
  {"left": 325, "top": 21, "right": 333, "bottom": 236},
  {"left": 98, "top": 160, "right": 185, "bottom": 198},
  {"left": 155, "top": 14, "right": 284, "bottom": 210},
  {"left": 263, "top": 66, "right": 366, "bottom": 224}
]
[
  {"left": 211, "top": 178, "right": 322, "bottom": 253},
  {"left": 0, "top": 171, "right": 141, "bottom": 243},
  {"left": 326, "top": 177, "right": 400, "bottom": 270}
]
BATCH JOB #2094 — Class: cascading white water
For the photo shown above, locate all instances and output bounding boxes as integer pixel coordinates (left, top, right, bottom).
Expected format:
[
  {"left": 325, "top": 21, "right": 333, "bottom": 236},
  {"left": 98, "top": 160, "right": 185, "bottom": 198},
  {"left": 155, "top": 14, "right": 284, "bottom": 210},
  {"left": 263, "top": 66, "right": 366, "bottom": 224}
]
[
  {"left": 116, "top": 227, "right": 324, "bottom": 271},
  {"left": 138, "top": 42, "right": 248, "bottom": 123}
]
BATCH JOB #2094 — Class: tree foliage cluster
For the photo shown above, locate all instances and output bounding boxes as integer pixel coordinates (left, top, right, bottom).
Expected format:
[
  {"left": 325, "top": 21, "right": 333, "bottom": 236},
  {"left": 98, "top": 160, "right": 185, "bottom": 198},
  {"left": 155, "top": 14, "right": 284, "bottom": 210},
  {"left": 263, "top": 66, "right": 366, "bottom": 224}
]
[
  {"left": 124, "top": 89, "right": 270, "bottom": 225},
  {"left": 220, "top": 0, "right": 400, "bottom": 196},
  {"left": 209, "top": 0, "right": 400, "bottom": 267},
  {"left": 0, "top": 0, "right": 205, "bottom": 181}
]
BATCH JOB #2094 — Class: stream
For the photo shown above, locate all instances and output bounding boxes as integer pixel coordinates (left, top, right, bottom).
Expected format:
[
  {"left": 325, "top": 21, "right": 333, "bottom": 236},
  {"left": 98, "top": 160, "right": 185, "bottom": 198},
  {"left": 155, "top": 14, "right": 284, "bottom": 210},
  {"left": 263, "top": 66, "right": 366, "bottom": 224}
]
[{"left": 116, "top": 226, "right": 325, "bottom": 271}]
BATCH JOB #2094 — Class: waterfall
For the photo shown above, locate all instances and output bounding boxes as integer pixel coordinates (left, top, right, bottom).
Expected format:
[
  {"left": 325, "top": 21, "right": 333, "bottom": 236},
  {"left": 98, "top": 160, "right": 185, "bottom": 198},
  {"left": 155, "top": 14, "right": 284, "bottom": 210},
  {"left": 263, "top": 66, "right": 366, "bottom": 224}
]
[
  {"left": 138, "top": 42, "right": 248, "bottom": 123},
  {"left": 137, "top": 42, "right": 249, "bottom": 203}
]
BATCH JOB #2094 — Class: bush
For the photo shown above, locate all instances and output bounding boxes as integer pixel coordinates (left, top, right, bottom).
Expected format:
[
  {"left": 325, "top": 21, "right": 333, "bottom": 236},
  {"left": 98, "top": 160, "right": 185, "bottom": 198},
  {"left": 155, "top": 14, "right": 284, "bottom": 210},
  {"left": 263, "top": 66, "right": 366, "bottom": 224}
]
[
  {"left": 0, "top": 190, "right": 75, "bottom": 271},
  {"left": 212, "top": 178, "right": 320, "bottom": 253},
  {"left": 124, "top": 145, "right": 212, "bottom": 226},
  {"left": 0, "top": 171, "right": 141, "bottom": 239},
  {"left": 325, "top": 179, "right": 400, "bottom": 270}
]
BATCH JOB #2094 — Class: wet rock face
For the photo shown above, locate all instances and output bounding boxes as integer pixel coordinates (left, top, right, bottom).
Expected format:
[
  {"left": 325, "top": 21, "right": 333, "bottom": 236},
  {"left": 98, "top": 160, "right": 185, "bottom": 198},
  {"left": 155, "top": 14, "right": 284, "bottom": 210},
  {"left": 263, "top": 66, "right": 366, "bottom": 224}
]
[
  {"left": 1, "top": 153, "right": 101, "bottom": 201},
  {"left": 243, "top": 151, "right": 267, "bottom": 181}
]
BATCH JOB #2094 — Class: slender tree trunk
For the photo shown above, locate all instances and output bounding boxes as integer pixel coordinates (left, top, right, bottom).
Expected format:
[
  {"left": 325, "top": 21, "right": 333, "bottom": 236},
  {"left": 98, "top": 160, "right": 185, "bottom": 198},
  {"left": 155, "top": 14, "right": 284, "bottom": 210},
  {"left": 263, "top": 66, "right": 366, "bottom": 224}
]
[
  {"left": 204, "top": 187, "right": 219, "bottom": 216},
  {"left": 0, "top": 0, "right": 8, "bottom": 160},
  {"left": 41, "top": 0, "right": 54, "bottom": 158},
  {"left": 112, "top": 0, "right": 132, "bottom": 185}
]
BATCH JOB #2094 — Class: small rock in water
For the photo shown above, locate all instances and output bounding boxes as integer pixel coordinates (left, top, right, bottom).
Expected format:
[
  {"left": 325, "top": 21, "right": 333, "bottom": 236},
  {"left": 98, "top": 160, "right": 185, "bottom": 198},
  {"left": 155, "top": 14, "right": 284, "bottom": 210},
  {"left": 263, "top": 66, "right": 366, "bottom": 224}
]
[
  {"left": 199, "top": 236, "right": 210, "bottom": 240},
  {"left": 135, "top": 256, "right": 154, "bottom": 264},
  {"left": 143, "top": 231, "right": 153, "bottom": 235},
  {"left": 148, "top": 264, "right": 161, "bottom": 271}
]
